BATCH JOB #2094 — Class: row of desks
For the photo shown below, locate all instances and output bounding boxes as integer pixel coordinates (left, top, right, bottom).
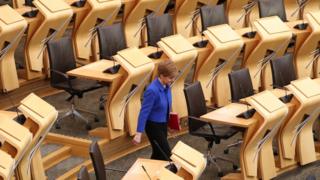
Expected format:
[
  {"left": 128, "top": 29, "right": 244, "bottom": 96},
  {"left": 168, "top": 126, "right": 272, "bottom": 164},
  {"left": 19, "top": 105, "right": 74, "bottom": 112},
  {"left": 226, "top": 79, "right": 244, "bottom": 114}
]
[{"left": 200, "top": 77, "right": 320, "bottom": 179}]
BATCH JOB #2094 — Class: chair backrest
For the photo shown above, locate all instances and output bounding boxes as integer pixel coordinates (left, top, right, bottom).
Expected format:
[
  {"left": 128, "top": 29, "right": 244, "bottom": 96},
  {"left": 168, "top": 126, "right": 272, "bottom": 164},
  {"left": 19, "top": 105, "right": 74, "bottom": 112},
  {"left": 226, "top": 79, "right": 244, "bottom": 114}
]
[
  {"left": 89, "top": 141, "right": 106, "bottom": 180},
  {"left": 200, "top": 4, "right": 227, "bottom": 32},
  {"left": 77, "top": 166, "right": 90, "bottom": 180},
  {"left": 97, "top": 23, "right": 127, "bottom": 60},
  {"left": 184, "top": 82, "right": 209, "bottom": 133},
  {"left": 270, "top": 53, "right": 296, "bottom": 88},
  {"left": 47, "top": 37, "right": 77, "bottom": 85},
  {"left": 145, "top": 13, "right": 174, "bottom": 47},
  {"left": 258, "top": 0, "right": 287, "bottom": 22},
  {"left": 228, "top": 68, "right": 254, "bottom": 102}
]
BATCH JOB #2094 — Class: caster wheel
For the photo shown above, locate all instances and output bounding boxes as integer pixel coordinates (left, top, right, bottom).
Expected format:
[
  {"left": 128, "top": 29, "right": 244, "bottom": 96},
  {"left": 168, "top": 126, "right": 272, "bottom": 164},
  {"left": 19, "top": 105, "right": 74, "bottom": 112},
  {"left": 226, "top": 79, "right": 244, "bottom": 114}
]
[
  {"left": 233, "top": 165, "right": 238, "bottom": 170},
  {"left": 218, "top": 172, "right": 223, "bottom": 177},
  {"left": 55, "top": 124, "right": 61, "bottom": 129},
  {"left": 224, "top": 149, "right": 229, "bottom": 154},
  {"left": 94, "top": 117, "right": 100, "bottom": 122},
  {"left": 86, "top": 124, "right": 92, "bottom": 130}
]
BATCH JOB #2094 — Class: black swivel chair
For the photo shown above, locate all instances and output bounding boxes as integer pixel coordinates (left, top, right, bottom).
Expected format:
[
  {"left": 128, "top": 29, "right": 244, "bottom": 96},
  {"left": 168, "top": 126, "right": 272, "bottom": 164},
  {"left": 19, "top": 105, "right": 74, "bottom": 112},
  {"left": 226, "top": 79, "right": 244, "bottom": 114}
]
[
  {"left": 89, "top": 141, "right": 125, "bottom": 180},
  {"left": 200, "top": 3, "right": 228, "bottom": 32},
  {"left": 224, "top": 68, "right": 255, "bottom": 154},
  {"left": 96, "top": 23, "right": 127, "bottom": 109},
  {"left": 145, "top": 13, "right": 174, "bottom": 59},
  {"left": 270, "top": 53, "right": 296, "bottom": 88},
  {"left": 47, "top": 37, "right": 102, "bottom": 130},
  {"left": 258, "top": 0, "right": 287, "bottom": 22},
  {"left": 228, "top": 68, "right": 255, "bottom": 102},
  {"left": 77, "top": 166, "right": 90, "bottom": 180},
  {"left": 270, "top": 53, "right": 296, "bottom": 103},
  {"left": 97, "top": 23, "right": 127, "bottom": 60},
  {"left": 184, "top": 82, "right": 238, "bottom": 177}
]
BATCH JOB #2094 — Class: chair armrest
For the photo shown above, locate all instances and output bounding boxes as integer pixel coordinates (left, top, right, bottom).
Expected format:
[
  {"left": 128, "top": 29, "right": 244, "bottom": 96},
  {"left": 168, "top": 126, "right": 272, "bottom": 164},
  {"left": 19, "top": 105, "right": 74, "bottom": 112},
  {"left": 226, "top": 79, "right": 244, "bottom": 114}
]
[
  {"left": 189, "top": 116, "right": 215, "bottom": 135},
  {"left": 50, "top": 69, "right": 73, "bottom": 89}
]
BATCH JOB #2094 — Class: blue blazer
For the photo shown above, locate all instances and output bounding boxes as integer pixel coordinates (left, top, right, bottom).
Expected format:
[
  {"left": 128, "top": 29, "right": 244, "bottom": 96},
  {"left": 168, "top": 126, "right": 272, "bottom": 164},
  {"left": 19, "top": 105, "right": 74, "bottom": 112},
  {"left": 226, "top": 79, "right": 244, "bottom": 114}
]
[{"left": 136, "top": 78, "right": 172, "bottom": 133}]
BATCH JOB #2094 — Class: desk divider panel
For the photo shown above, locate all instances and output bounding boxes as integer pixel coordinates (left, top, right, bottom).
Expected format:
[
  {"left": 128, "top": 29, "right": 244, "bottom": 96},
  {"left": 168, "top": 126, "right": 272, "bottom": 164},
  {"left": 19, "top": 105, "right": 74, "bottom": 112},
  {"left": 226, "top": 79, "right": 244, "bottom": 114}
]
[
  {"left": 294, "top": 12, "right": 320, "bottom": 78},
  {"left": 73, "top": 0, "right": 121, "bottom": 61},
  {"left": 0, "top": 150, "right": 15, "bottom": 180},
  {"left": 25, "top": 0, "right": 73, "bottom": 74},
  {"left": 196, "top": 24, "right": 243, "bottom": 106},
  {"left": 243, "top": 16, "right": 292, "bottom": 91},
  {"left": 158, "top": 34, "right": 198, "bottom": 118},
  {"left": 243, "top": 91, "right": 288, "bottom": 179},
  {"left": 16, "top": 93, "right": 58, "bottom": 180},
  {"left": 278, "top": 78, "right": 320, "bottom": 167},
  {"left": 124, "top": 0, "right": 169, "bottom": 47},
  {"left": 0, "top": 5, "right": 27, "bottom": 92},
  {"left": 111, "top": 47, "right": 154, "bottom": 137}
]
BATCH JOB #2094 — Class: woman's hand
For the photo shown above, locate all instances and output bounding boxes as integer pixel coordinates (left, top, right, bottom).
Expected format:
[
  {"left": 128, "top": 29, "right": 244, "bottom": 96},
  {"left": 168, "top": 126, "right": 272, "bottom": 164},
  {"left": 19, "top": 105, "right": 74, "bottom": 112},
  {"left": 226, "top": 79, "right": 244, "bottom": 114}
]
[{"left": 132, "top": 132, "right": 142, "bottom": 145}]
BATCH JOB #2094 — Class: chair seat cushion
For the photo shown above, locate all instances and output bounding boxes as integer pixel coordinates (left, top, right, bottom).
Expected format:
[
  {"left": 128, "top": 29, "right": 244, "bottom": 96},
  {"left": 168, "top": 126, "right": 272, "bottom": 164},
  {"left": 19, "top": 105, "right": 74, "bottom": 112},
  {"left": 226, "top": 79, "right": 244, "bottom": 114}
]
[
  {"left": 192, "top": 124, "right": 238, "bottom": 140},
  {"left": 55, "top": 78, "right": 102, "bottom": 93}
]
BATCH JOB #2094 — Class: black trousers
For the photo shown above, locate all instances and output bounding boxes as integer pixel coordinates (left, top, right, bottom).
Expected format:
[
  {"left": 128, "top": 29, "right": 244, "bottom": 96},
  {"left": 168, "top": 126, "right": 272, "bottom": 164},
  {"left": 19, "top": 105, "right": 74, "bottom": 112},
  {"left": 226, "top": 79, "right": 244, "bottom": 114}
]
[{"left": 145, "top": 121, "right": 171, "bottom": 160}]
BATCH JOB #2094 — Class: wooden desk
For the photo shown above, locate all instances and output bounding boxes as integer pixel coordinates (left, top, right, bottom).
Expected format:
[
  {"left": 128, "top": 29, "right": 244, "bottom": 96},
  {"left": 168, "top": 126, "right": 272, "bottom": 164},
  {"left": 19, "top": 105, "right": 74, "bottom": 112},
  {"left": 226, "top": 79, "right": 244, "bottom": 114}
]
[
  {"left": 201, "top": 103, "right": 257, "bottom": 180},
  {"left": 199, "top": 24, "right": 243, "bottom": 106},
  {"left": 122, "top": 158, "right": 179, "bottom": 180},
  {"left": 0, "top": 110, "right": 18, "bottom": 120},
  {"left": 67, "top": 60, "right": 124, "bottom": 139},
  {"left": 67, "top": 60, "right": 122, "bottom": 81},
  {"left": 201, "top": 91, "right": 289, "bottom": 180},
  {"left": 0, "top": 150, "right": 15, "bottom": 180},
  {"left": 201, "top": 103, "right": 256, "bottom": 127}
]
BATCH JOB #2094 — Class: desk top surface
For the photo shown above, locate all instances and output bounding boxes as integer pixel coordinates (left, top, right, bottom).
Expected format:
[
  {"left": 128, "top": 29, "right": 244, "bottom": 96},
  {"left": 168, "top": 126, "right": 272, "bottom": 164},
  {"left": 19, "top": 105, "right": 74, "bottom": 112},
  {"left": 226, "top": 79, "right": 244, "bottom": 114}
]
[
  {"left": 0, "top": 110, "right": 17, "bottom": 120},
  {"left": 122, "top": 158, "right": 170, "bottom": 180},
  {"left": 200, "top": 103, "right": 256, "bottom": 128},
  {"left": 67, "top": 60, "right": 122, "bottom": 82}
]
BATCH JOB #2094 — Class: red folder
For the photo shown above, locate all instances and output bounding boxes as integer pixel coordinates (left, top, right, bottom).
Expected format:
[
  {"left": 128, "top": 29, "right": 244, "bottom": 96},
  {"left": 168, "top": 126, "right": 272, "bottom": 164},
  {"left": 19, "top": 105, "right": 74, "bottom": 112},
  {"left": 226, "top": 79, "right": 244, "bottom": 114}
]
[{"left": 168, "top": 112, "right": 180, "bottom": 131}]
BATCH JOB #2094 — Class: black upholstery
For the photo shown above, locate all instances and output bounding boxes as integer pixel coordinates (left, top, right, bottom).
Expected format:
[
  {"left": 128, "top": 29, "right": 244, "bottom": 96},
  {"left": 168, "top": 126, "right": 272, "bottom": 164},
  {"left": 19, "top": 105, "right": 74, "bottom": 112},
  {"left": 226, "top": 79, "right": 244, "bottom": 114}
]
[
  {"left": 145, "top": 13, "right": 174, "bottom": 47},
  {"left": 25, "top": 0, "right": 34, "bottom": 6},
  {"left": 270, "top": 53, "right": 296, "bottom": 88},
  {"left": 77, "top": 166, "right": 90, "bottom": 180},
  {"left": 90, "top": 141, "right": 106, "bottom": 180},
  {"left": 47, "top": 37, "right": 101, "bottom": 99},
  {"left": 258, "top": 0, "right": 287, "bottom": 22},
  {"left": 97, "top": 23, "right": 127, "bottom": 60},
  {"left": 228, "top": 68, "right": 254, "bottom": 102},
  {"left": 184, "top": 82, "right": 238, "bottom": 141},
  {"left": 200, "top": 4, "right": 227, "bottom": 31},
  {"left": 164, "top": 0, "right": 175, "bottom": 13}
]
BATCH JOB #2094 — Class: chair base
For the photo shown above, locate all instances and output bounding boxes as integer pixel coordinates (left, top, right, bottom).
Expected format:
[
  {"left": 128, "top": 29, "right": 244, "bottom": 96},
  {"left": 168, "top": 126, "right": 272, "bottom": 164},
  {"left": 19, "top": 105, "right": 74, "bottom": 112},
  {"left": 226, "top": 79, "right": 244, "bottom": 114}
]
[
  {"left": 56, "top": 104, "right": 99, "bottom": 130},
  {"left": 224, "top": 139, "right": 243, "bottom": 154},
  {"left": 207, "top": 149, "right": 238, "bottom": 177}
]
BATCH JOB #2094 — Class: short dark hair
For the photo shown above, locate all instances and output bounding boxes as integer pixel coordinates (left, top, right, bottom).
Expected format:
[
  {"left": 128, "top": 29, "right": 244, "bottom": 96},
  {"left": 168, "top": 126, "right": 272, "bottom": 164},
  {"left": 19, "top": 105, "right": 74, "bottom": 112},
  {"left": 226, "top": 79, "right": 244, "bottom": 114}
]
[{"left": 157, "top": 60, "right": 178, "bottom": 78}]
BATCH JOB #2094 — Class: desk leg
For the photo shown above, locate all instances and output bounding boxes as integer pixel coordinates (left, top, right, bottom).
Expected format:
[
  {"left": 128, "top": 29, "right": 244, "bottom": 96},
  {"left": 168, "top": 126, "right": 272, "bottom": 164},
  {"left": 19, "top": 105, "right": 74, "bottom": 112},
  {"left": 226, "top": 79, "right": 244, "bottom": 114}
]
[
  {"left": 89, "top": 76, "right": 124, "bottom": 139},
  {"left": 222, "top": 122, "right": 258, "bottom": 180}
]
